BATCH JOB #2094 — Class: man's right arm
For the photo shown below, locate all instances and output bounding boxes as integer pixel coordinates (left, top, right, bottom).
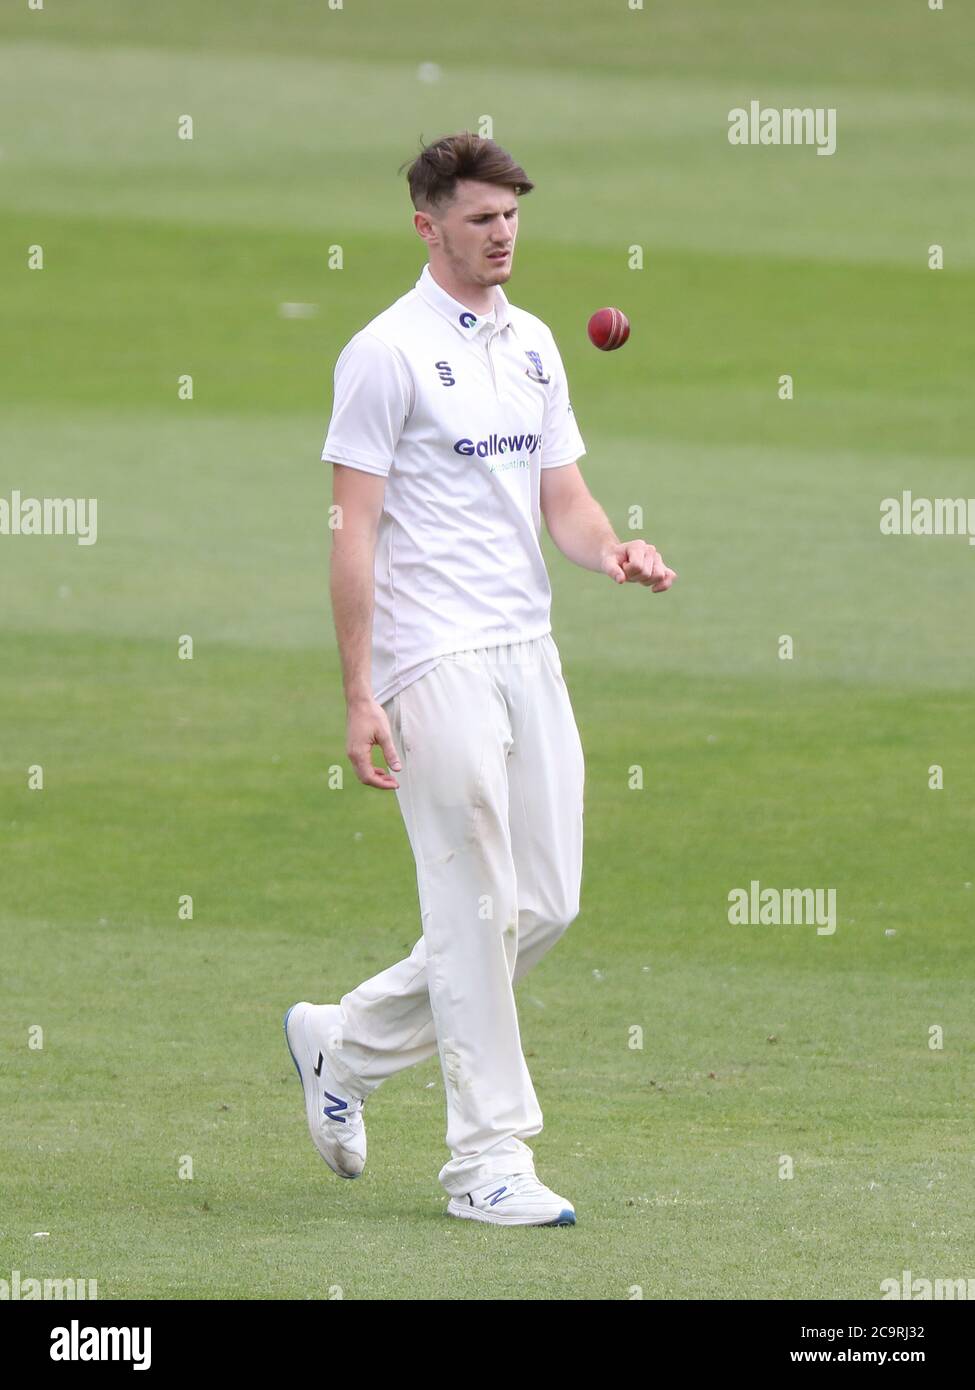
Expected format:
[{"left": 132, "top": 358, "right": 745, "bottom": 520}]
[
  {"left": 329, "top": 462, "right": 402, "bottom": 791},
  {"left": 322, "top": 330, "right": 412, "bottom": 790}
]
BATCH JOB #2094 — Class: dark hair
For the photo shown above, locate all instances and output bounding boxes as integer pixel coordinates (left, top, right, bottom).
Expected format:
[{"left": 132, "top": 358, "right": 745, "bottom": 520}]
[{"left": 400, "top": 131, "right": 534, "bottom": 212}]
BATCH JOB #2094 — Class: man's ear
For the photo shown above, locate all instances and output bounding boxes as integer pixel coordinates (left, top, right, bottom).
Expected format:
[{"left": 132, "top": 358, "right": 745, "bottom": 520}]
[{"left": 414, "top": 210, "right": 438, "bottom": 248}]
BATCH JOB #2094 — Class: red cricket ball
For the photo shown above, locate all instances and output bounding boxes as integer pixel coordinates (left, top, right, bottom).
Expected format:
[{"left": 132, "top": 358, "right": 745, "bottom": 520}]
[{"left": 587, "top": 307, "right": 630, "bottom": 351}]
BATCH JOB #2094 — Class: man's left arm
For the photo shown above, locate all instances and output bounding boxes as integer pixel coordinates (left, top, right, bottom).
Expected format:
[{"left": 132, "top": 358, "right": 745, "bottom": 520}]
[
  {"left": 540, "top": 462, "right": 677, "bottom": 591},
  {"left": 537, "top": 330, "right": 677, "bottom": 592}
]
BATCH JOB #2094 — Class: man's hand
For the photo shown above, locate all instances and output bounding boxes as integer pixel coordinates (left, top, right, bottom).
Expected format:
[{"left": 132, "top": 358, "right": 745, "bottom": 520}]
[
  {"left": 601, "top": 540, "right": 677, "bottom": 592},
  {"left": 346, "top": 697, "right": 402, "bottom": 790}
]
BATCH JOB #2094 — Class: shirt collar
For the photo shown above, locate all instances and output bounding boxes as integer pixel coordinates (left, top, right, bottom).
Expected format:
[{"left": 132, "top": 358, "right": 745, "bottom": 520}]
[{"left": 416, "top": 263, "right": 514, "bottom": 338}]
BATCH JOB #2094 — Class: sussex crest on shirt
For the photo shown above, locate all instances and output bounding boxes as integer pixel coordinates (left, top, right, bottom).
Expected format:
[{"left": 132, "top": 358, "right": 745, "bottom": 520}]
[{"left": 524, "top": 350, "right": 550, "bottom": 384}]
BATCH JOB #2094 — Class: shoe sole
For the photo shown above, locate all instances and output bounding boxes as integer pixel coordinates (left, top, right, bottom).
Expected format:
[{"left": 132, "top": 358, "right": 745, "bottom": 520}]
[
  {"left": 283, "top": 1002, "right": 362, "bottom": 1180},
  {"left": 446, "top": 1198, "right": 576, "bottom": 1227}
]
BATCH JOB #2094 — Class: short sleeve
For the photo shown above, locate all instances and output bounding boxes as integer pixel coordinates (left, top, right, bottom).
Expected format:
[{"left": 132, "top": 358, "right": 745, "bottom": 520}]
[
  {"left": 321, "top": 331, "right": 413, "bottom": 477},
  {"left": 539, "top": 332, "right": 586, "bottom": 469}
]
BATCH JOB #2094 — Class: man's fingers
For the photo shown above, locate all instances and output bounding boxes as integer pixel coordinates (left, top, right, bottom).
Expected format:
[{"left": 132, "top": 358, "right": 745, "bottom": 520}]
[
  {"left": 380, "top": 733, "right": 402, "bottom": 773},
  {"left": 348, "top": 740, "right": 400, "bottom": 790},
  {"left": 603, "top": 551, "right": 626, "bottom": 582},
  {"left": 623, "top": 544, "right": 657, "bottom": 579},
  {"left": 632, "top": 553, "right": 666, "bottom": 586},
  {"left": 360, "top": 762, "right": 400, "bottom": 790},
  {"left": 615, "top": 542, "right": 677, "bottom": 591}
]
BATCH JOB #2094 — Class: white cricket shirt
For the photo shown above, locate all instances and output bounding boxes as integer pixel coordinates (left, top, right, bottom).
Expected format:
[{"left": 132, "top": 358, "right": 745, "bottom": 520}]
[{"left": 322, "top": 263, "right": 586, "bottom": 705}]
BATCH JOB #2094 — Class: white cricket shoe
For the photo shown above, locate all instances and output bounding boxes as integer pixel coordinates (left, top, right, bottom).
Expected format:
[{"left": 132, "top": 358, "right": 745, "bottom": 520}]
[
  {"left": 283, "top": 1001, "right": 366, "bottom": 1179},
  {"left": 446, "top": 1172, "right": 576, "bottom": 1226}
]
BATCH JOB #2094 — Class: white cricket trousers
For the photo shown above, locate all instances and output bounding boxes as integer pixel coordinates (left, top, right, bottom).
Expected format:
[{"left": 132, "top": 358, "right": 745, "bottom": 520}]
[{"left": 326, "top": 633, "right": 585, "bottom": 1197}]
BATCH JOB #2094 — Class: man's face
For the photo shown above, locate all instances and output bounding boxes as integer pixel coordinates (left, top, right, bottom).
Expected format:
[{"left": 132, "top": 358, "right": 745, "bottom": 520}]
[{"left": 421, "top": 179, "right": 519, "bottom": 288}]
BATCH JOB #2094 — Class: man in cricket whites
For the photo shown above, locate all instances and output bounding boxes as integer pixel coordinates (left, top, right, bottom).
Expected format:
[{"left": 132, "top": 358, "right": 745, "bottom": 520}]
[{"left": 285, "top": 131, "right": 676, "bottom": 1227}]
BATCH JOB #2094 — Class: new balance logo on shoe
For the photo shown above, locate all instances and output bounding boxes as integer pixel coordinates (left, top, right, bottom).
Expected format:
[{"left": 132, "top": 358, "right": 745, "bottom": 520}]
[
  {"left": 323, "top": 1091, "right": 350, "bottom": 1123},
  {"left": 484, "top": 1186, "right": 513, "bottom": 1206}
]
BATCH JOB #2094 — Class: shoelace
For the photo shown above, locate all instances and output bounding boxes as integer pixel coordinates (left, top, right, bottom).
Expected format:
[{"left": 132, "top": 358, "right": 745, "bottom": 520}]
[
  {"left": 474, "top": 1171, "right": 543, "bottom": 1201},
  {"left": 504, "top": 1172, "right": 543, "bottom": 1195}
]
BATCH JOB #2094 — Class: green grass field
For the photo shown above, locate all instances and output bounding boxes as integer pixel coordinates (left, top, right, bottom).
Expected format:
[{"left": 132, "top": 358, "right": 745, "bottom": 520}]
[{"left": 2, "top": 0, "right": 973, "bottom": 1299}]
